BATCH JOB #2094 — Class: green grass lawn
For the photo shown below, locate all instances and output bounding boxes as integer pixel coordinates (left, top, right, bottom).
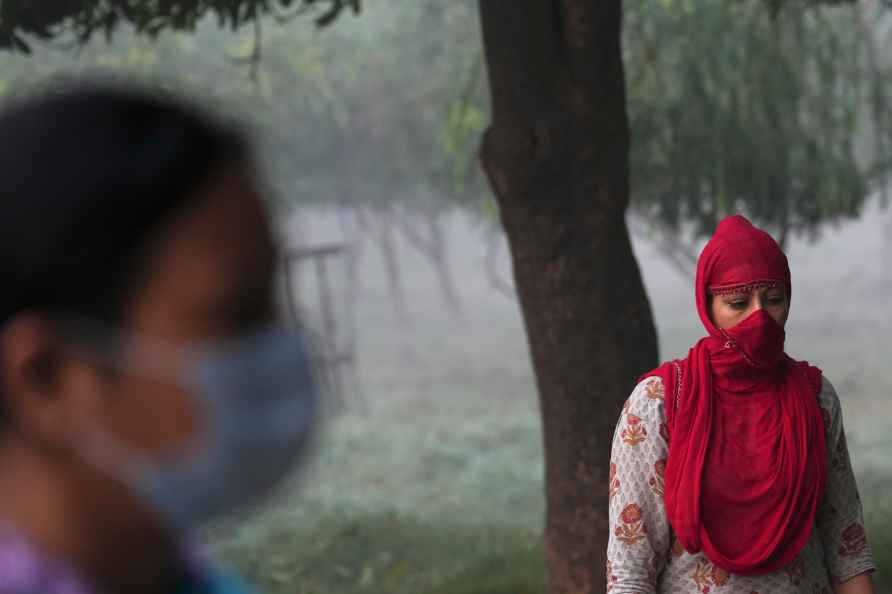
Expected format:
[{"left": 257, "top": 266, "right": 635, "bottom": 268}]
[
  {"left": 208, "top": 370, "right": 549, "bottom": 594},
  {"left": 215, "top": 512, "right": 545, "bottom": 594}
]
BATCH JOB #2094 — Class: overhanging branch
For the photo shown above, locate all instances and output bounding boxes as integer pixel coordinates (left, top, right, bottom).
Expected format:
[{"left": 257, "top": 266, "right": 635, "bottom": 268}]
[{"left": 0, "top": 0, "right": 362, "bottom": 52}]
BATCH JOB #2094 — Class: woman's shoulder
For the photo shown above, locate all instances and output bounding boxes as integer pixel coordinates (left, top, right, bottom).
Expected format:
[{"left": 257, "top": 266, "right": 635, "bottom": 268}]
[
  {"left": 623, "top": 376, "right": 669, "bottom": 419},
  {"left": 816, "top": 374, "right": 842, "bottom": 418},
  {"left": 631, "top": 375, "right": 665, "bottom": 395},
  {"left": 626, "top": 359, "right": 683, "bottom": 414},
  {"left": 614, "top": 377, "right": 669, "bottom": 450}
]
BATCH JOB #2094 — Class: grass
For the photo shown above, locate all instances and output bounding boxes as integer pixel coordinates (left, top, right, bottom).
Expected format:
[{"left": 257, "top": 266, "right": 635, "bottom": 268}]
[
  {"left": 204, "top": 370, "right": 549, "bottom": 594},
  {"left": 215, "top": 513, "right": 545, "bottom": 594},
  {"left": 865, "top": 495, "right": 892, "bottom": 592}
]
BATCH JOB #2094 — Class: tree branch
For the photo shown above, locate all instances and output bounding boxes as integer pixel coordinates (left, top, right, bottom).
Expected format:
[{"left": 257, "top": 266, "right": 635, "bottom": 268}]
[
  {"left": 0, "top": 0, "right": 362, "bottom": 52},
  {"left": 477, "top": 0, "right": 562, "bottom": 124},
  {"left": 628, "top": 214, "right": 698, "bottom": 281}
]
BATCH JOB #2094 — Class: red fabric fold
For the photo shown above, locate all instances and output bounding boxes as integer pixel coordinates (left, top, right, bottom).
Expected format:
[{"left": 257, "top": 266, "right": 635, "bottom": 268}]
[{"left": 644, "top": 215, "right": 827, "bottom": 576}]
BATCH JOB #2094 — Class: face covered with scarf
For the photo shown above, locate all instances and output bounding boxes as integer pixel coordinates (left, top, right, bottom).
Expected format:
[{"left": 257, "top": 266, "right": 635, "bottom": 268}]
[{"left": 647, "top": 215, "right": 827, "bottom": 576}]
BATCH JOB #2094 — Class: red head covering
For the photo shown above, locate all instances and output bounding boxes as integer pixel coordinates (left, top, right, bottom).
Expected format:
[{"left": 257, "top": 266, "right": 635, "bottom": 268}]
[{"left": 645, "top": 215, "right": 826, "bottom": 576}]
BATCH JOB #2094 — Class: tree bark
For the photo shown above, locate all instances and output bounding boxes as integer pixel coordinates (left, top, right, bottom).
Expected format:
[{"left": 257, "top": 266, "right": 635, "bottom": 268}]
[{"left": 476, "top": 2, "right": 659, "bottom": 594}]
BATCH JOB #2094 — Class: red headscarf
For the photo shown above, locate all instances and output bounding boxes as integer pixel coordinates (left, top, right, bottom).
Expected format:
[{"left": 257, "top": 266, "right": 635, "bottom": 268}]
[{"left": 645, "top": 215, "right": 827, "bottom": 576}]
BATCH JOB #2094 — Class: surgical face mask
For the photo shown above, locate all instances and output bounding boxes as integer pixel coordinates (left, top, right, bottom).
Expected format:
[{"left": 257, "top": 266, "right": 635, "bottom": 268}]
[{"left": 59, "top": 319, "right": 319, "bottom": 532}]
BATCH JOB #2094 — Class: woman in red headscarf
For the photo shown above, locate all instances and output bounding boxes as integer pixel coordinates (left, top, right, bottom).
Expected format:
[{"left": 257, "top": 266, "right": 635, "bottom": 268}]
[{"left": 606, "top": 216, "right": 876, "bottom": 593}]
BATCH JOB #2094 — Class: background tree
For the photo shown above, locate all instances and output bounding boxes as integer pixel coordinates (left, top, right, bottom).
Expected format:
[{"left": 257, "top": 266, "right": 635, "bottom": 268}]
[
  {"left": 0, "top": 1, "right": 481, "bottom": 320},
  {"left": 474, "top": 3, "right": 662, "bottom": 592},
  {"left": 625, "top": 0, "right": 892, "bottom": 273}
]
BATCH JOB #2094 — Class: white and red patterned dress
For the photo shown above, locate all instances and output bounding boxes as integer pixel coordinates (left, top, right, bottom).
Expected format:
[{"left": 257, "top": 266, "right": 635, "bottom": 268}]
[{"left": 607, "top": 376, "right": 875, "bottom": 593}]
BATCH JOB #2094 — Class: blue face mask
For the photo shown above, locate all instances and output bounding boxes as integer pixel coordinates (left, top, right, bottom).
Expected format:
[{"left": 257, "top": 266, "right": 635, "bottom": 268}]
[{"left": 66, "top": 323, "right": 319, "bottom": 532}]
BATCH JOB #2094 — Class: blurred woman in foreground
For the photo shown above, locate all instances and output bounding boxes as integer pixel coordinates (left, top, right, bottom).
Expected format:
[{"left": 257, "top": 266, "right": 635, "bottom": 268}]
[
  {"left": 0, "top": 84, "right": 317, "bottom": 594},
  {"left": 607, "top": 216, "right": 875, "bottom": 593}
]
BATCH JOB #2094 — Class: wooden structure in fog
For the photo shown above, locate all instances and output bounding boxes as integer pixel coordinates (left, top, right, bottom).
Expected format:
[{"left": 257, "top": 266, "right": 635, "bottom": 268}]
[{"left": 282, "top": 242, "right": 360, "bottom": 412}]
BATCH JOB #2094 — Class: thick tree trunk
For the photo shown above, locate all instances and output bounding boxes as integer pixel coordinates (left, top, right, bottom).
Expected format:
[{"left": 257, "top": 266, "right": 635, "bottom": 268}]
[{"left": 476, "top": 2, "right": 659, "bottom": 594}]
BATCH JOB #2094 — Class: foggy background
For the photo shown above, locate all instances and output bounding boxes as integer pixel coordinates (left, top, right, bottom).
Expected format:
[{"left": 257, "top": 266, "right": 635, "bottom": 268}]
[{"left": 1, "top": 0, "right": 889, "bottom": 592}]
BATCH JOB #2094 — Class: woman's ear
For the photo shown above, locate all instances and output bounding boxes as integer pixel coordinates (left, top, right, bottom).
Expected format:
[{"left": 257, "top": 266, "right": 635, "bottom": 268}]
[{"left": 0, "top": 314, "right": 90, "bottom": 450}]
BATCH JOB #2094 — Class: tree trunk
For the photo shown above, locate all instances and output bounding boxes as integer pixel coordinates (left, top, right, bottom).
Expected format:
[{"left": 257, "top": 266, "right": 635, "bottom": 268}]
[
  {"left": 394, "top": 210, "right": 464, "bottom": 315},
  {"left": 424, "top": 213, "right": 463, "bottom": 314},
  {"left": 356, "top": 207, "right": 411, "bottom": 325},
  {"left": 476, "top": 3, "right": 659, "bottom": 594},
  {"left": 336, "top": 207, "right": 365, "bottom": 411},
  {"left": 337, "top": 206, "right": 363, "bottom": 304}
]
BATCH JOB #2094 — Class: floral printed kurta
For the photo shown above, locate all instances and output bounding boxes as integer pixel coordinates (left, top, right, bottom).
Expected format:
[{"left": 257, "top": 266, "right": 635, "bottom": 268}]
[{"left": 607, "top": 376, "right": 875, "bottom": 593}]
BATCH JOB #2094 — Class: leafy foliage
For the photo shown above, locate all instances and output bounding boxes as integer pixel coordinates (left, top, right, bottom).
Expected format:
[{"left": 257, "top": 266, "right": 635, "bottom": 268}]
[
  {"left": 624, "top": 0, "right": 892, "bottom": 241},
  {"left": 0, "top": 0, "right": 359, "bottom": 52},
  {"left": 0, "top": 0, "right": 888, "bottom": 242},
  {"left": 0, "top": 0, "right": 486, "bottom": 213},
  {"left": 229, "top": 0, "right": 487, "bottom": 211}
]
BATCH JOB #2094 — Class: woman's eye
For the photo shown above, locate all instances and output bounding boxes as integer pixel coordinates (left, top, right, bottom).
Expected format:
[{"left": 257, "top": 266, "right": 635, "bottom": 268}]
[{"left": 729, "top": 301, "right": 747, "bottom": 310}]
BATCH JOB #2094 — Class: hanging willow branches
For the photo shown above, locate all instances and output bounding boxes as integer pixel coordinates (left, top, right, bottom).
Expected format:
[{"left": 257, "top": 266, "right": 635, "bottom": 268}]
[
  {"left": 0, "top": 0, "right": 360, "bottom": 52},
  {"left": 624, "top": 0, "right": 892, "bottom": 241},
  {"left": 0, "top": 0, "right": 887, "bottom": 247}
]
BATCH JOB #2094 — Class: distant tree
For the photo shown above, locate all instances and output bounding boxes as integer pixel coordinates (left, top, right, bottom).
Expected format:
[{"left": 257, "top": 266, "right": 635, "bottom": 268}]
[
  {"left": 625, "top": 0, "right": 892, "bottom": 266},
  {"left": 0, "top": 2, "right": 478, "bottom": 319}
]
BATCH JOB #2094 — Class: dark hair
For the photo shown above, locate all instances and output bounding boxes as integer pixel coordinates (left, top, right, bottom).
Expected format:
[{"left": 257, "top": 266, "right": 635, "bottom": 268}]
[{"left": 0, "top": 82, "right": 249, "bottom": 327}]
